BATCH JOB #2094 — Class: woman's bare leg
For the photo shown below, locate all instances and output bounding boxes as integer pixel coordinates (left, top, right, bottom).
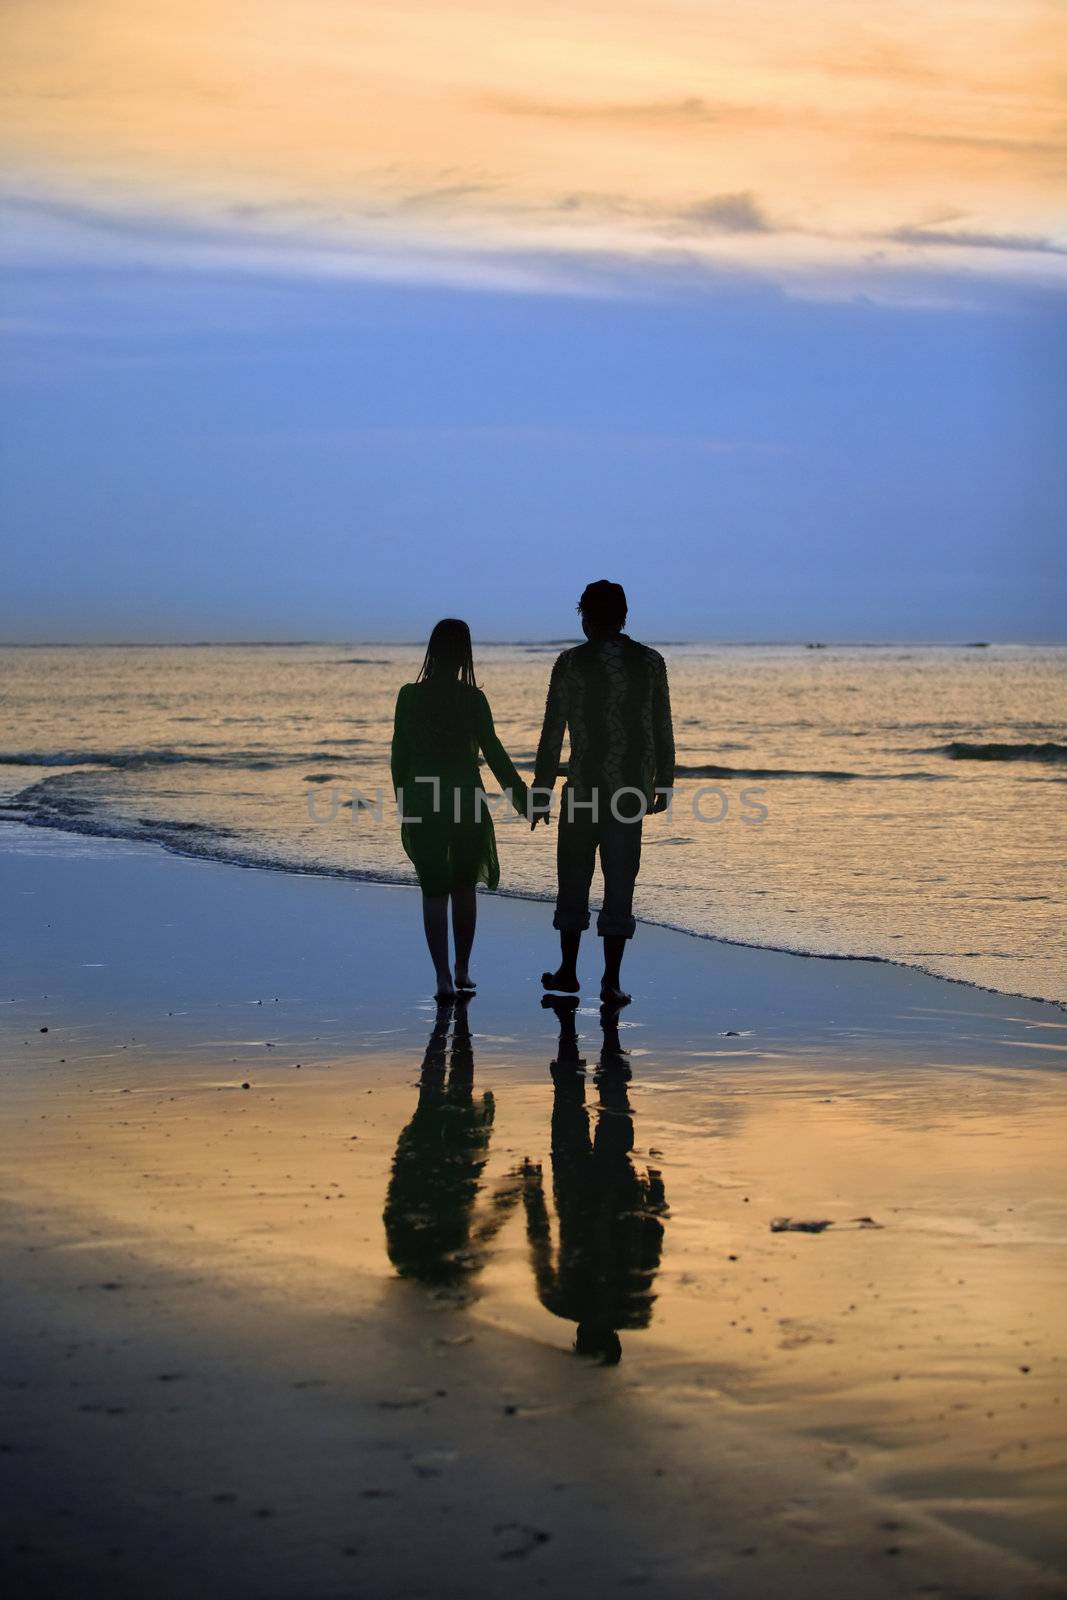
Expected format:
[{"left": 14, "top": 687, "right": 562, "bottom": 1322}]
[
  {"left": 452, "top": 885, "right": 477, "bottom": 989},
  {"left": 422, "top": 893, "right": 454, "bottom": 997}
]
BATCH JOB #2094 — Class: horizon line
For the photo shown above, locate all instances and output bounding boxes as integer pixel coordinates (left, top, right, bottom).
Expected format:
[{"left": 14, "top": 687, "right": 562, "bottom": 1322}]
[{"left": 2, "top": 638, "right": 1064, "bottom": 650}]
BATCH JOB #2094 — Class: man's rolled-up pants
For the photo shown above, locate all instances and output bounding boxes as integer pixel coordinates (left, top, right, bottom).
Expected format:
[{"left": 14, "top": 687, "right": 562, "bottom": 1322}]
[{"left": 552, "top": 784, "right": 643, "bottom": 940}]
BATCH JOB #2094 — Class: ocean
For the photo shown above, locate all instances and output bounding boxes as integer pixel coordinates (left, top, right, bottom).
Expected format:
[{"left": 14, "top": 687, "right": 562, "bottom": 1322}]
[{"left": 2, "top": 642, "right": 1065, "bottom": 1003}]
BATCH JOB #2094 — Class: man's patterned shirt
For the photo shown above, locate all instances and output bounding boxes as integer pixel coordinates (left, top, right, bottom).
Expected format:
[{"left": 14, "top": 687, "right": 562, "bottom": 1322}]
[{"left": 533, "top": 635, "right": 675, "bottom": 808}]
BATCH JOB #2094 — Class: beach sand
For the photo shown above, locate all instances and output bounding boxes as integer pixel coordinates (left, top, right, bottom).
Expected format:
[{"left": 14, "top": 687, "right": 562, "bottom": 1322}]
[{"left": 1, "top": 824, "right": 1065, "bottom": 1598}]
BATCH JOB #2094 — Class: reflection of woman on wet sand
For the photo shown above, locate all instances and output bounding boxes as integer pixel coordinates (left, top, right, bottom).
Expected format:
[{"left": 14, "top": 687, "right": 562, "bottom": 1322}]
[
  {"left": 383, "top": 1001, "right": 520, "bottom": 1294},
  {"left": 521, "top": 1000, "right": 668, "bottom": 1364}
]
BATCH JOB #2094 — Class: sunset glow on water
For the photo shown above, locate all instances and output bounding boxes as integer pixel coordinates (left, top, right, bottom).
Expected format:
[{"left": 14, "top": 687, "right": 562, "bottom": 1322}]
[{"left": 3, "top": 642, "right": 1065, "bottom": 1000}]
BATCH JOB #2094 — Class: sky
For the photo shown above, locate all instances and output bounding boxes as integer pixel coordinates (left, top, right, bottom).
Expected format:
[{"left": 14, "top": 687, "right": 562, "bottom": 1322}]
[{"left": 2, "top": 0, "right": 1065, "bottom": 641}]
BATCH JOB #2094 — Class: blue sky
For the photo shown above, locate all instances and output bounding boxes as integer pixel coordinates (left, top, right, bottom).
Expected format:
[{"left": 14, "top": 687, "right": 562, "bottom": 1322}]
[{"left": 2, "top": 257, "right": 1063, "bottom": 642}]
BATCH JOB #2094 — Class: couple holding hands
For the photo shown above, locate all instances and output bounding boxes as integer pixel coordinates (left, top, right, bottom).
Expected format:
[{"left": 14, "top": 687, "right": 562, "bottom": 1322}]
[{"left": 390, "top": 579, "right": 675, "bottom": 1004}]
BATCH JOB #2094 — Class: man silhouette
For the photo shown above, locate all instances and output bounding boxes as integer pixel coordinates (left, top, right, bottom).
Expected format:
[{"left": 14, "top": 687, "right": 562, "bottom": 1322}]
[
  {"left": 520, "top": 996, "right": 668, "bottom": 1364},
  {"left": 531, "top": 580, "right": 675, "bottom": 1003}
]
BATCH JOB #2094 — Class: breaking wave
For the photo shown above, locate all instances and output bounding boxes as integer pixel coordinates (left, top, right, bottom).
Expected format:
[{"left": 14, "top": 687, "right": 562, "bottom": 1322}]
[
  {"left": 672, "top": 763, "right": 948, "bottom": 782},
  {"left": 0, "top": 747, "right": 364, "bottom": 772},
  {"left": 921, "top": 741, "right": 1067, "bottom": 765}
]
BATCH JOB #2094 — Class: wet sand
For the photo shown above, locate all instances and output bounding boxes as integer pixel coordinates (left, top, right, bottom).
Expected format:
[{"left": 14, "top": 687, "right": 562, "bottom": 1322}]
[{"left": 1, "top": 825, "right": 1065, "bottom": 1598}]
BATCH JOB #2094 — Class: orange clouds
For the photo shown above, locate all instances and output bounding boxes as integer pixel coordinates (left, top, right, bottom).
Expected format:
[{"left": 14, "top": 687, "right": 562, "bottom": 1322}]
[{"left": 2, "top": 0, "right": 1064, "bottom": 291}]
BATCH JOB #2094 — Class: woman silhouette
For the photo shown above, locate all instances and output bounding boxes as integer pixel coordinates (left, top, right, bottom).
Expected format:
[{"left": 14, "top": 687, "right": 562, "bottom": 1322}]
[
  {"left": 391, "top": 619, "right": 528, "bottom": 998},
  {"left": 383, "top": 1001, "right": 521, "bottom": 1293}
]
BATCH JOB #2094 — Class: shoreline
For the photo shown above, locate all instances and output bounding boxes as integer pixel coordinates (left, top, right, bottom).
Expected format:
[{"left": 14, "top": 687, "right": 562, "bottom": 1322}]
[{"left": 4, "top": 815, "right": 1064, "bottom": 1011}]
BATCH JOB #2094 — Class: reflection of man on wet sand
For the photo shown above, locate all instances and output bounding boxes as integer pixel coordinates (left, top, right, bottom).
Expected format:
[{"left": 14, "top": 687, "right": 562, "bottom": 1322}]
[
  {"left": 383, "top": 1001, "right": 520, "bottom": 1294},
  {"left": 521, "top": 999, "right": 668, "bottom": 1364}
]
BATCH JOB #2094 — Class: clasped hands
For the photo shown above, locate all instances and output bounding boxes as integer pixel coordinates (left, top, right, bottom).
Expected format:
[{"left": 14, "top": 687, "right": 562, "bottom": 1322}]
[{"left": 527, "top": 791, "right": 669, "bottom": 830}]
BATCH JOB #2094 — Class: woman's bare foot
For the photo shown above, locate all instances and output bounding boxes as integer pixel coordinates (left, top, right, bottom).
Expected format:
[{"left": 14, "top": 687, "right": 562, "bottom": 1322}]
[
  {"left": 434, "top": 970, "right": 456, "bottom": 1001},
  {"left": 600, "top": 982, "right": 631, "bottom": 1007},
  {"left": 541, "top": 968, "right": 580, "bottom": 994},
  {"left": 455, "top": 972, "right": 477, "bottom": 992}
]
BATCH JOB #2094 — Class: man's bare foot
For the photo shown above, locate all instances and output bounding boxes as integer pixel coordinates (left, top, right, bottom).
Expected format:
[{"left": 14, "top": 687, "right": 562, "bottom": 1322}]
[
  {"left": 455, "top": 973, "right": 476, "bottom": 992},
  {"left": 600, "top": 983, "right": 631, "bottom": 1007},
  {"left": 542, "top": 968, "right": 580, "bottom": 994}
]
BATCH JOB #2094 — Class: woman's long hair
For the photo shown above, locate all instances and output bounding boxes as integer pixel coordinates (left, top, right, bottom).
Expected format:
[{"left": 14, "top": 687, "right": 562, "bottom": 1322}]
[
  {"left": 414, "top": 618, "right": 478, "bottom": 750},
  {"left": 416, "top": 618, "right": 477, "bottom": 690}
]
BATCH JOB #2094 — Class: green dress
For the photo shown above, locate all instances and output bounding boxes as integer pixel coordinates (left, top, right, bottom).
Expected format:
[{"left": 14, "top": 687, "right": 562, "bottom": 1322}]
[{"left": 390, "top": 681, "right": 528, "bottom": 895}]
